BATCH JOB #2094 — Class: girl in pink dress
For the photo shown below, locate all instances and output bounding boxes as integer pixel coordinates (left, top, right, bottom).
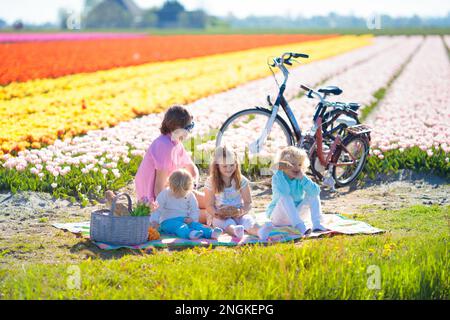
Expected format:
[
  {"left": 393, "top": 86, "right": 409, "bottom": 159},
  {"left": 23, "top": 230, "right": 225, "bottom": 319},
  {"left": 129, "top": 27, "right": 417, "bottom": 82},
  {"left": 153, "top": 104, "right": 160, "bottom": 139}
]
[{"left": 135, "top": 105, "right": 207, "bottom": 222}]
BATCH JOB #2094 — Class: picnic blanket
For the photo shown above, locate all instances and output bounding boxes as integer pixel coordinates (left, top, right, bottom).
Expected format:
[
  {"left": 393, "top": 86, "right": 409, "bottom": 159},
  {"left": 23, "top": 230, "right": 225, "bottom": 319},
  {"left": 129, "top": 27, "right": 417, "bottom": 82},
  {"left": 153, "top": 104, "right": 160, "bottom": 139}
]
[{"left": 52, "top": 213, "right": 384, "bottom": 250}]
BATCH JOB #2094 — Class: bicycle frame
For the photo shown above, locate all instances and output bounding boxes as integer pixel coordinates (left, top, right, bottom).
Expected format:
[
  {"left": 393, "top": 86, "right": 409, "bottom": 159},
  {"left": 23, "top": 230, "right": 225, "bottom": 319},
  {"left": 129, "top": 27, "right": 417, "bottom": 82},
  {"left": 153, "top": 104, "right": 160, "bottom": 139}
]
[
  {"left": 315, "top": 117, "right": 358, "bottom": 167},
  {"left": 251, "top": 57, "right": 362, "bottom": 170},
  {"left": 250, "top": 59, "right": 326, "bottom": 153}
]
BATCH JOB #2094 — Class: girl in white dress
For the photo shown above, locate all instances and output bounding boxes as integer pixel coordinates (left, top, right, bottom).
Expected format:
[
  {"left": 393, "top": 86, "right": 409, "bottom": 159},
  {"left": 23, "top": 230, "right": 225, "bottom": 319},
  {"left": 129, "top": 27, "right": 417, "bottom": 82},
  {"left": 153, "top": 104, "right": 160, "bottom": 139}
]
[{"left": 204, "top": 146, "right": 273, "bottom": 240}]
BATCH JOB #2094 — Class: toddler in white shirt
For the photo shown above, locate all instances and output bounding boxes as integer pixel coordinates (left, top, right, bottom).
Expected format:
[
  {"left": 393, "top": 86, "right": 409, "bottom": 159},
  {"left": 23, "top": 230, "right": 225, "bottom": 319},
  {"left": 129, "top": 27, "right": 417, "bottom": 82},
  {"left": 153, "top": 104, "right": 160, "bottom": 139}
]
[{"left": 152, "top": 169, "right": 223, "bottom": 240}]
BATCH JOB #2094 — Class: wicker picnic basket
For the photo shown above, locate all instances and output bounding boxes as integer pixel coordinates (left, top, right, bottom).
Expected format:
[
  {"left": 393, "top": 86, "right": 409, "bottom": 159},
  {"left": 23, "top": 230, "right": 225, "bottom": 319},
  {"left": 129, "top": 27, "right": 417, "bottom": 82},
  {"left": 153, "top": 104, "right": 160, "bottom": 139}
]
[{"left": 90, "top": 193, "right": 150, "bottom": 245}]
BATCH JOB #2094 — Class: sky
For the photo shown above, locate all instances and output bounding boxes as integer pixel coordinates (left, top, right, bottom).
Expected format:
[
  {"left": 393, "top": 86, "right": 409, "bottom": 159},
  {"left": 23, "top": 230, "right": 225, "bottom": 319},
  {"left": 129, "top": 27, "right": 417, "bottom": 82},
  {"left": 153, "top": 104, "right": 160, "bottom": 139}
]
[{"left": 0, "top": 0, "right": 449, "bottom": 24}]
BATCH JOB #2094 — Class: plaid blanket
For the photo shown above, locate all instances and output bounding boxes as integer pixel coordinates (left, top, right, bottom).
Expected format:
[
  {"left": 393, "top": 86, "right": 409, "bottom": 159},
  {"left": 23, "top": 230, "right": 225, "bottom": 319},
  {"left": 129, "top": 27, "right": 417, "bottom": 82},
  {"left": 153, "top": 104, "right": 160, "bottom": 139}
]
[{"left": 52, "top": 213, "right": 383, "bottom": 250}]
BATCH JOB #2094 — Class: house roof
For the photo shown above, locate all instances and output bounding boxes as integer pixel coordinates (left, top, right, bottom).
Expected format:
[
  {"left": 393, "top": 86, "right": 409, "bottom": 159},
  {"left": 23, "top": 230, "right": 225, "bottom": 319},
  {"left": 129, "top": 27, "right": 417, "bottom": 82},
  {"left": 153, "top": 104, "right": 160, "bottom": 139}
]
[{"left": 118, "top": 0, "right": 142, "bottom": 16}]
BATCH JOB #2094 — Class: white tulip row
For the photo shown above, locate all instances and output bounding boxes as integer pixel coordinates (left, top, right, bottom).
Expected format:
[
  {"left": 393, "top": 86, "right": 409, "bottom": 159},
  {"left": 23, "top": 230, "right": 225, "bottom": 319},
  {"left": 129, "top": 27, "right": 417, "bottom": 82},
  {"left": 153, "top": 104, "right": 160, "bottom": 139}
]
[
  {"left": 286, "top": 36, "right": 424, "bottom": 131},
  {"left": 366, "top": 36, "right": 450, "bottom": 157}
]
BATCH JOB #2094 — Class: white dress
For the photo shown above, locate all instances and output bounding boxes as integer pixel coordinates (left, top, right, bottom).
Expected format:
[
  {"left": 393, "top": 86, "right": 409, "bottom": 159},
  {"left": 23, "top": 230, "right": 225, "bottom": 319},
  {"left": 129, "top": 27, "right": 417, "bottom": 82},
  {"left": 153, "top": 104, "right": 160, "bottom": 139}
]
[{"left": 204, "top": 176, "right": 256, "bottom": 230}]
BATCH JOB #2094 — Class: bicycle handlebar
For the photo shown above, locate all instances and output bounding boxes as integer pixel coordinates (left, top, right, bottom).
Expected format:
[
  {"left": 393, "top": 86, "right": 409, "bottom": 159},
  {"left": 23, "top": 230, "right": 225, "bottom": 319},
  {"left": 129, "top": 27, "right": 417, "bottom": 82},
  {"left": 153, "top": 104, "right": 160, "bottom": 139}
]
[
  {"left": 300, "top": 84, "right": 312, "bottom": 92},
  {"left": 301, "top": 84, "right": 320, "bottom": 100},
  {"left": 270, "top": 52, "right": 309, "bottom": 67}
]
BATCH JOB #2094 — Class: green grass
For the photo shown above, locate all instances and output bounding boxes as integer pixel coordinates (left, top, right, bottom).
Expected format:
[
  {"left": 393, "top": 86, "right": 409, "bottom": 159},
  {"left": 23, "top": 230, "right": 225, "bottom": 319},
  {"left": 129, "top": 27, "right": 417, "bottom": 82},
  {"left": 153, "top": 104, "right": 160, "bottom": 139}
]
[
  {"left": 0, "top": 205, "right": 448, "bottom": 299},
  {"left": 364, "top": 146, "right": 450, "bottom": 180}
]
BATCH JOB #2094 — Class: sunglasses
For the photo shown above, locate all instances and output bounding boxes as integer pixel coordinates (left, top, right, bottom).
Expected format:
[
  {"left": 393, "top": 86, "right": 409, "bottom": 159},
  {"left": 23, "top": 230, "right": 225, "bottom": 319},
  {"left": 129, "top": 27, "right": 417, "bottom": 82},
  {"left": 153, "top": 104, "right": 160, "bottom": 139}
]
[{"left": 184, "top": 121, "right": 195, "bottom": 133}]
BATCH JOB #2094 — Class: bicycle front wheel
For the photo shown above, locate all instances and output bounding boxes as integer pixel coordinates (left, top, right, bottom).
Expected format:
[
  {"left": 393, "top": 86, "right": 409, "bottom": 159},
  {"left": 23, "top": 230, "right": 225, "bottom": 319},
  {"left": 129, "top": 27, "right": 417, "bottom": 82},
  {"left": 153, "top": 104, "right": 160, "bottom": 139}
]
[{"left": 216, "top": 108, "right": 295, "bottom": 175}]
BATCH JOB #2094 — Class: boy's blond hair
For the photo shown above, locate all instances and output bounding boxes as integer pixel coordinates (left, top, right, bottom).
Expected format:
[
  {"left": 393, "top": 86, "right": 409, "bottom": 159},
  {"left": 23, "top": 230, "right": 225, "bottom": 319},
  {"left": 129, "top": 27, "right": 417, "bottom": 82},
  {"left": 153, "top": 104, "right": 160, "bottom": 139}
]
[
  {"left": 272, "top": 146, "right": 310, "bottom": 173},
  {"left": 169, "top": 169, "right": 193, "bottom": 197}
]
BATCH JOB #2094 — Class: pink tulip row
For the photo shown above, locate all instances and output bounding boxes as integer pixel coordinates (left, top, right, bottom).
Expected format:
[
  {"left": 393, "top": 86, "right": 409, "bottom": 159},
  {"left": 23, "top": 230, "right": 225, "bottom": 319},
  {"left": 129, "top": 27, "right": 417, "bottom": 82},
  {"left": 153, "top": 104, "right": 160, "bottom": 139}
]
[
  {"left": 366, "top": 36, "right": 450, "bottom": 158},
  {"left": 0, "top": 37, "right": 415, "bottom": 180},
  {"left": 0, "top": 32, "right": 146, "bottom": 43}
]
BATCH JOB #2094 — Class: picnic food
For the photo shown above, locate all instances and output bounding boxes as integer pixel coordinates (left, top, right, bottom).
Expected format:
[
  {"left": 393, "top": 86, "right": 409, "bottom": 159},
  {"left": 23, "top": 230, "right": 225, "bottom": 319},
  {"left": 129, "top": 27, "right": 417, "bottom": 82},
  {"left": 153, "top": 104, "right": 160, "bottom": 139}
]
[
  {"left": 216, "top": 206, "right": 242, "bottom": 219},
  {"left": 148, "top": 227, "right": 160, "bottom": 241}
]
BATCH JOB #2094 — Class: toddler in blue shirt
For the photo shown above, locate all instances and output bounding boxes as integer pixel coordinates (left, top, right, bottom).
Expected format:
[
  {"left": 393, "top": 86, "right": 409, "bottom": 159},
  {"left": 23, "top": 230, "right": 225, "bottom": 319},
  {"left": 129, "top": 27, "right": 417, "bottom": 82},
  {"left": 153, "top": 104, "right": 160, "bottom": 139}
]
[{"left": 266, "top": 146, "right": 328, "bottom": 236}]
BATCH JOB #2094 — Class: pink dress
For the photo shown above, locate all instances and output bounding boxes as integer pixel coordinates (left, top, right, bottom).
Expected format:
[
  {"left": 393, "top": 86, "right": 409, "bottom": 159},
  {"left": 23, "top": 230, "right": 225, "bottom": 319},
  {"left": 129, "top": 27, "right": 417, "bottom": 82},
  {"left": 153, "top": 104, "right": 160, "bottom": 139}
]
[{"left": 135, "top": 134, "right": 192, "bottom": 202}]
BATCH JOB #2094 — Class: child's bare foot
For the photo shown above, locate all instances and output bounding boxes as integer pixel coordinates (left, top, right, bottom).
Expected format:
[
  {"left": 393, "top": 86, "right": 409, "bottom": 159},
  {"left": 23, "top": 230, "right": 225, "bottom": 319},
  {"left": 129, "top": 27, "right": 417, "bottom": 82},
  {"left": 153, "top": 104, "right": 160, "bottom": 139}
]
[
  {"left": 230, "top": 225, "right": 245, "bottom": 239},
  {"left": 257, "top": 222, "right": 273, "bottom": 241},
  {"left": 294, "top": 222, "right": 308, "bottom": 236}
]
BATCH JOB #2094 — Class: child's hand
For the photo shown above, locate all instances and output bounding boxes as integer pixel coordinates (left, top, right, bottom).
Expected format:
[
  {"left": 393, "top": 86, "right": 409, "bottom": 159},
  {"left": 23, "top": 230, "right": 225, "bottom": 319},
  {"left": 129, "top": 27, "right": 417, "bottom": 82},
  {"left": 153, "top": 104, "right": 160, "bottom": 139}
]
[
  {"left": 184, "top": 217, "right": 193, "bottom": 224},
  {"left": 276, "top": 161, "right": 293, "bottom": 171},
  {"left": 236, "top": 208, "right": 247, "bottom": 218}
]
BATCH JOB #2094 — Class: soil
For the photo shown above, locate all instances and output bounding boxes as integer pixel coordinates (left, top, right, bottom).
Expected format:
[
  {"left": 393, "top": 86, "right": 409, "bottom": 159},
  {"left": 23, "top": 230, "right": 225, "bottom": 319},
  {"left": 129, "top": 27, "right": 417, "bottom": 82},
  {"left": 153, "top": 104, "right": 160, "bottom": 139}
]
[{"left": 0, "top": 169, "right": 448, "bottom": 267}]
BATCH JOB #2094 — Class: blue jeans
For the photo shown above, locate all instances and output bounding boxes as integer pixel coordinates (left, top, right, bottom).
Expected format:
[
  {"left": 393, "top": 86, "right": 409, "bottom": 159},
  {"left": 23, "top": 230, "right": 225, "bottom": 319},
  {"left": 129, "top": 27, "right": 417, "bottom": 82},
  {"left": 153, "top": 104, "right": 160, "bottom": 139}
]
[{"left": 160, "top": 217, "right": 213, "bottom": 239}]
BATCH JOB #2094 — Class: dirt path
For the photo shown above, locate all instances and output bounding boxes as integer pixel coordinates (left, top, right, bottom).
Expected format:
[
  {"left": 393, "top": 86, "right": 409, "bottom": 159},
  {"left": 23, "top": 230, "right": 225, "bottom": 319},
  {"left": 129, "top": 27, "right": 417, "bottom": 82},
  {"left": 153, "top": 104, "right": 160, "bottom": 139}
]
[{"left": 0, "top": 170, "right": 448, "bottom": 267}]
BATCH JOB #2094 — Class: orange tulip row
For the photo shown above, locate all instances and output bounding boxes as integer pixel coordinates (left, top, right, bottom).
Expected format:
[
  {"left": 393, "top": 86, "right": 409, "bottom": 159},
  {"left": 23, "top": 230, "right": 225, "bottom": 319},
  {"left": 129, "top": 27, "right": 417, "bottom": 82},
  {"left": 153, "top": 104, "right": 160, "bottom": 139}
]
[{"left": 0, "top": 34, "right": 337, "bottom": 85}]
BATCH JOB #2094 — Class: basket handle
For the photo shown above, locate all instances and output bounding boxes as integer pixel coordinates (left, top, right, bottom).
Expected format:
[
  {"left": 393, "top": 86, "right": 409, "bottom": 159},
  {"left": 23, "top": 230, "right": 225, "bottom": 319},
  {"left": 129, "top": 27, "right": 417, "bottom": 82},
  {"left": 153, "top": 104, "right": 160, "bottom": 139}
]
[{"left": 110, "top": 193, "right": 132, "bottom": 214}]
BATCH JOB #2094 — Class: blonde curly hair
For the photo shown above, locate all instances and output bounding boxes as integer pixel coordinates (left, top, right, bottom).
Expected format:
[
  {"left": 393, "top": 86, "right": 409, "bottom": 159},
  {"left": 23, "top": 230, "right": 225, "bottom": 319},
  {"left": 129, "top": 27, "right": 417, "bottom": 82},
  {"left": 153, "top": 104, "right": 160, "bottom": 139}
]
[
  {"left": 168, "top": 169, "right": 193, "bottom": 197},
  {"left": 272, "top": 146, "right": 310, "bottom": 173}
]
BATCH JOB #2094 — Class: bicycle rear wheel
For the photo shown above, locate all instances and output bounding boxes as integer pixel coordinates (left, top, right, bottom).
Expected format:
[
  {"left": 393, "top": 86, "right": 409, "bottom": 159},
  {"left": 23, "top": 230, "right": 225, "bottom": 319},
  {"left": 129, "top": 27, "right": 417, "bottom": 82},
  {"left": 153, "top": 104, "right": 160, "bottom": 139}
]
[
  {"left": 216, "top": 108, "right": 294, "bottom": 175},
  {"left": 332, "top": 134, "right": 369, "bottom": 187}
]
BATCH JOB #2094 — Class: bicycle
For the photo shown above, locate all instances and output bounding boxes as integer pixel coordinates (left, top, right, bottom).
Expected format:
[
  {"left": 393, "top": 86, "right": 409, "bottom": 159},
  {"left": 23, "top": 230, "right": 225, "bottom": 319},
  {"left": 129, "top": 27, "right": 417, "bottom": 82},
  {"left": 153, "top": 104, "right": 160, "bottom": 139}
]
[{"left": 215, "top": 52, "right": 371, "bottom": 188}]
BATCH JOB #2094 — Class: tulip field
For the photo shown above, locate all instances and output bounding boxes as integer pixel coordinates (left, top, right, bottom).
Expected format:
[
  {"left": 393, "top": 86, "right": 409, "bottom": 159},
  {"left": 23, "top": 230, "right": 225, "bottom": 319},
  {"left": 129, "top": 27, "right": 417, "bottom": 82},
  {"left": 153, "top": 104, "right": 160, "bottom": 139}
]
[{"left": 0, "top": 33, "right": 449, "bottom": 202}]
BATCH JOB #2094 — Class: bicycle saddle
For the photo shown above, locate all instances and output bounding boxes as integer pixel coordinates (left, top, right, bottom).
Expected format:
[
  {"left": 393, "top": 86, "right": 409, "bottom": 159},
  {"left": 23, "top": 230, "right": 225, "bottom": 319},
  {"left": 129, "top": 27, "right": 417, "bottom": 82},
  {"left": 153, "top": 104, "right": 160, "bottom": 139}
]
[
  {"left": 348, "top": 102, "right": 360, "bottom": 111},
  {"left": 318, "top": 86, "right": 343, "bottom": 96}
]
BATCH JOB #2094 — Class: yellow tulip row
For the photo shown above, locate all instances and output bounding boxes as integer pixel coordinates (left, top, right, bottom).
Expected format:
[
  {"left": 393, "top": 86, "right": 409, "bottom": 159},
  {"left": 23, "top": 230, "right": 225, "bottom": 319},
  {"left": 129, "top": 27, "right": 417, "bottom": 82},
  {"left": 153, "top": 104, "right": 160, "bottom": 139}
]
[{"left": 0, "top": 35, "right": 372, "bottom": 155}]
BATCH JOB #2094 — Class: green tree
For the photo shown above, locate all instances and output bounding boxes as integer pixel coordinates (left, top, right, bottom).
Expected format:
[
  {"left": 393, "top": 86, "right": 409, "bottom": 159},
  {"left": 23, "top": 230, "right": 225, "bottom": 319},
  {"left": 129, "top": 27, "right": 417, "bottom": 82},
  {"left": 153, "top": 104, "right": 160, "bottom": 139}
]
[{"left": 157, "top": 0, "right": 185, "bottom": 28}]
